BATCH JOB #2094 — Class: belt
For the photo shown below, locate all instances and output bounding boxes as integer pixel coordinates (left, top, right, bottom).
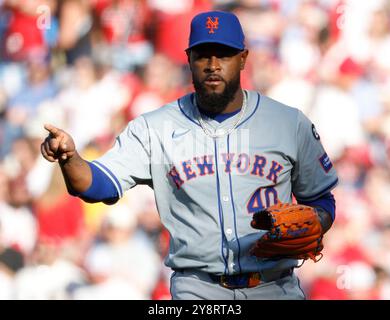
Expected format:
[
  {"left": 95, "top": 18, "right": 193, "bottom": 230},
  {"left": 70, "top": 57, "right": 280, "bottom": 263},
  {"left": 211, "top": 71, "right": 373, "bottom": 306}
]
[{"left": 208, "top": 268, "right": 293, "bottom": 289}]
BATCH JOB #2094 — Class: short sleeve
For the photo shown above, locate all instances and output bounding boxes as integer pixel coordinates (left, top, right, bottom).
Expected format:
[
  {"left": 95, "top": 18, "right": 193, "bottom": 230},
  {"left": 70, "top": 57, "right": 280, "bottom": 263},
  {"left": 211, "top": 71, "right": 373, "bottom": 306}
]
[
  {"left": 291, "top": 110, "right": 338, "bottom": 201},
  {"left": 92, "top": 116, "right": 152, "bottom": 198}
]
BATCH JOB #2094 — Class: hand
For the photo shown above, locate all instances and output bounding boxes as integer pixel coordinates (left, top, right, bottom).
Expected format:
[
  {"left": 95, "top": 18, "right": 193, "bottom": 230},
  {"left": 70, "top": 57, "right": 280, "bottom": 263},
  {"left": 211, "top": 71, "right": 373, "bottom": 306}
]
[
  {"left": 41, "top": 124, "right": 76, "bottom": 163},
  {"left": 250, "top": 203, "right": 324, "bottom": 262}
]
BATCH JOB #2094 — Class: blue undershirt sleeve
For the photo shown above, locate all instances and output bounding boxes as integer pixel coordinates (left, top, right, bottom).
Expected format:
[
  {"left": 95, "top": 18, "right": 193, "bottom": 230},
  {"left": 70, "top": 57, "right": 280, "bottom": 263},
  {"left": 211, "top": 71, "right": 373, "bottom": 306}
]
[
  {"left": 298, "top": 192, "right": 336, "bottom": 221},
  {"left": 68, "top": 161, "right": 119, "bottom": 205}
]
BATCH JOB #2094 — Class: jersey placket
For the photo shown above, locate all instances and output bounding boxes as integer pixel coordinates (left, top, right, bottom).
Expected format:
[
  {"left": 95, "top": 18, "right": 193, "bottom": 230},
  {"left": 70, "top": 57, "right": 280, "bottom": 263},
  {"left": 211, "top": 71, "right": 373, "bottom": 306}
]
[
  {"left": 205, "top": 106, "right": 250, "bottom": 275},
  {"left": 213, "top": 135, "right": 239, "bottom": 275}
]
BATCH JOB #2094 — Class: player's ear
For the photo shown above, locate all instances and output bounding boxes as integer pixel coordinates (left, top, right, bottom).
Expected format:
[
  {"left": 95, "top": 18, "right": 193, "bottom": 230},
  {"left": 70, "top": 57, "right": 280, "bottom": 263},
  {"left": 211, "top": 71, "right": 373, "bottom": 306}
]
[
  {"left": 240, "top": 49, "right": 249, "bottom": 70},
  {"left": 186, "top": 49, "right": 193, "bottom": 71}
]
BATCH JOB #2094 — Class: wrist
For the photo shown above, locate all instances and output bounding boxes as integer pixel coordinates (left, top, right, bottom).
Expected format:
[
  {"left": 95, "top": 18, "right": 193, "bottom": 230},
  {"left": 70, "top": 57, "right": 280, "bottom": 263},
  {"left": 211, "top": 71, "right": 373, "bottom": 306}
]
[
  {"left": 58, "top": 151, "right": 78, "bottom": 166},
  {"left": 315, "top": 207, "right": 333, "bottom": 234}
]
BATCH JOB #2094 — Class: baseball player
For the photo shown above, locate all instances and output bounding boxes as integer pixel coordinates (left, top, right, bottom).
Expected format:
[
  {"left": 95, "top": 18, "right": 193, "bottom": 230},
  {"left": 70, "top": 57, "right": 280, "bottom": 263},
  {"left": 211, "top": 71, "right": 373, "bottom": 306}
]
[{"left": 41, "top": 11, "right": 338, "bottom": 300}]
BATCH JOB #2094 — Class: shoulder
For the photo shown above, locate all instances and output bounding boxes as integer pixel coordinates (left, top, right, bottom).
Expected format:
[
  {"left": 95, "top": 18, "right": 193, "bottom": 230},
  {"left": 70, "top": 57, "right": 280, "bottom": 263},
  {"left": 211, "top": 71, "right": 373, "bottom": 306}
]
[
  {"left": 249, "top": 92, "right": 302, "bottom": 128},
  {"left": 259, "top": 94, "right": 301, "bottom": 118},
  {"left": 140, "top": 93, "right": 193, "bottom": 124}
]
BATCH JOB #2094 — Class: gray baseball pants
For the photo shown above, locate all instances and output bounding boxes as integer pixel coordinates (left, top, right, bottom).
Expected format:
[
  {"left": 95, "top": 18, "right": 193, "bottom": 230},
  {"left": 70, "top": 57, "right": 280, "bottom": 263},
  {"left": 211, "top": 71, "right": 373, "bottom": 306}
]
[{"left": 170, "top": 269, "right": 306, "bottom": 300}]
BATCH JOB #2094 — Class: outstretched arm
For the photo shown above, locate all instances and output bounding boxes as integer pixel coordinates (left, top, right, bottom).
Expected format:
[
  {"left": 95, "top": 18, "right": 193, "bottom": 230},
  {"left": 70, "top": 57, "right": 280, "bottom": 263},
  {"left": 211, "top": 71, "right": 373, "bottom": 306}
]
[{"left": 41, "top": 124, "right": 92, "bottom": 193}]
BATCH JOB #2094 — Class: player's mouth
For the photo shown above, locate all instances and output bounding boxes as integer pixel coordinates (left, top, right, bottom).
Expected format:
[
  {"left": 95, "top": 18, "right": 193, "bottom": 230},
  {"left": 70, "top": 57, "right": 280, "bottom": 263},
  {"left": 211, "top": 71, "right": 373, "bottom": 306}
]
[{"left": 203, "top": 75, "right": 224, "bottom": 87}]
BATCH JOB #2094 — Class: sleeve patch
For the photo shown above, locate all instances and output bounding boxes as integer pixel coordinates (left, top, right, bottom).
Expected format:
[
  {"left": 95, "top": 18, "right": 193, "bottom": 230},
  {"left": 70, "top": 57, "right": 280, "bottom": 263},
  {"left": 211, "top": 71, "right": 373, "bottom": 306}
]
[
  {"left": 319, "top": 153, "right": 333, "bottom": 173},
  {"left": 312, "top": 124, "right": 320, "bottom": 140}
]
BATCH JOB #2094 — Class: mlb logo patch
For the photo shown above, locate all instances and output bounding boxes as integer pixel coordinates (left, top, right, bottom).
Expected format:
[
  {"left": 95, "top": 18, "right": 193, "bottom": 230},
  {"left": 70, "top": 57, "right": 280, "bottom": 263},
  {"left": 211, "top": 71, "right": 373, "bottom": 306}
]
[{"left": 319, "top": 153, "right": 333, "bottom": 173}]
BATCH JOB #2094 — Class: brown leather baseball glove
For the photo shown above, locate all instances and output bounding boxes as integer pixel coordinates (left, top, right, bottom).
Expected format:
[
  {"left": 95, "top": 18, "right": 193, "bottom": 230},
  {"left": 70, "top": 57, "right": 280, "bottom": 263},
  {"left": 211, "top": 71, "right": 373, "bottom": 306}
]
[{"left": 250, "top": 202, "right": 324, "bottom": 262}]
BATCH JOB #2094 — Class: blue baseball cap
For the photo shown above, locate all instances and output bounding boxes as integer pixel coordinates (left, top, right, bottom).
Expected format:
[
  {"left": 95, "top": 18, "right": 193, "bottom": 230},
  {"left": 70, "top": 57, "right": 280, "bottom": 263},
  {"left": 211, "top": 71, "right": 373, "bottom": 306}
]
[{"left": 187, "top": 11, "right": 245, "bottom": 51}]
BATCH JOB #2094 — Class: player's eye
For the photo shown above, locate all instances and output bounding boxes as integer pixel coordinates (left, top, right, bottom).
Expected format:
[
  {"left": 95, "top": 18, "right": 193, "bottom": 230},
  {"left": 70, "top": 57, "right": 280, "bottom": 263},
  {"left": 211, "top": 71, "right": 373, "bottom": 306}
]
[
  {"left": 194, "top": 53, "right": 232, "bottom": 61},
  {"left": 195, "top": 53, "right": 209, "bottom": 60}
]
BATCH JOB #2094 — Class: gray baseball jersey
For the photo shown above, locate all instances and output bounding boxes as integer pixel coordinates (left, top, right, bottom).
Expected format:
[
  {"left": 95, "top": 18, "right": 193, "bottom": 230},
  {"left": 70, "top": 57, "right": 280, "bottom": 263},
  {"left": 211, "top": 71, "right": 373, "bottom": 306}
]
[{"left": 93, "top": 90, "right": 338, "bottom": 275}]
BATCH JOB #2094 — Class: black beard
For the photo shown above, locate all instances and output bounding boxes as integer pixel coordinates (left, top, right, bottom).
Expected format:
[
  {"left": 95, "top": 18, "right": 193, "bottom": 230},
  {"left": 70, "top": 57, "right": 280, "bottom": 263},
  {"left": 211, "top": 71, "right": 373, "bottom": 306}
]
[{"left": 193, "top": 75, "right": 240, "bottom": 114}]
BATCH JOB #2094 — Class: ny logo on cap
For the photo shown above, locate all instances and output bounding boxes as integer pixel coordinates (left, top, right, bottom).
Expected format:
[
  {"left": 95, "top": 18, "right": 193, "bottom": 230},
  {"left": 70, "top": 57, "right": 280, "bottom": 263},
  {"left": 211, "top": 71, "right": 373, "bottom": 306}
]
[{"left": 206, "top": 17, "right": 219, "bottom": 34}]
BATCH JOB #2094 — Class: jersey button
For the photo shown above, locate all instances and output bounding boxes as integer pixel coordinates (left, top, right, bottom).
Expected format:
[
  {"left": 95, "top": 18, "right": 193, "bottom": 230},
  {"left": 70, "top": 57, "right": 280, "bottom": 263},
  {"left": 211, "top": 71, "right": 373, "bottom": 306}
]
[
  {"left": 226, "top": 228, "right": 232, "bottom": 235},
  {"left": 222, "top": 196, "right": 229, "bottom": 202}
]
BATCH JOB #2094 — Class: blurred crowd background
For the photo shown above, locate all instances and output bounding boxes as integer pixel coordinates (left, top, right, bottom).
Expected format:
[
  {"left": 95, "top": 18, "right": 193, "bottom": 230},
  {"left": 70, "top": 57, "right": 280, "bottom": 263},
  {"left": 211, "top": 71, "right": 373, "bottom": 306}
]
[{"left": 1, "top": 0, "right": 390, "bottom": 300}]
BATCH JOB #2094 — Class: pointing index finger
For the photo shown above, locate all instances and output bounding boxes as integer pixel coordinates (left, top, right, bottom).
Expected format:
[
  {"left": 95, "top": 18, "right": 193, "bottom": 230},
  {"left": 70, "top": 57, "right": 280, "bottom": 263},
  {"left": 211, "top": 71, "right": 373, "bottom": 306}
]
[{"left": 44, "top": 124, "right": 61, "bottom": 137}]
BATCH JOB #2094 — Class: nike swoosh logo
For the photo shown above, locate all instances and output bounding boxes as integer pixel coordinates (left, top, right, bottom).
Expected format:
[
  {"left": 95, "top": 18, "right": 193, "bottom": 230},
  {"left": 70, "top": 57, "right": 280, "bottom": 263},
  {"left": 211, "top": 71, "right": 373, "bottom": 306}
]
[{"left": 172, "top": 129, "right": 191, "bottom": 139}]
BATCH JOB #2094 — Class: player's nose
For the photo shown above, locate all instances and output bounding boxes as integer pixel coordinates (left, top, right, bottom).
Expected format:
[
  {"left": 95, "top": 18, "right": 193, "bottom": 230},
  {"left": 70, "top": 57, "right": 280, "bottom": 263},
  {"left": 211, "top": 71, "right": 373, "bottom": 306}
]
[{"left": 206, "top": 55, "right": 221, "bottom": 72}]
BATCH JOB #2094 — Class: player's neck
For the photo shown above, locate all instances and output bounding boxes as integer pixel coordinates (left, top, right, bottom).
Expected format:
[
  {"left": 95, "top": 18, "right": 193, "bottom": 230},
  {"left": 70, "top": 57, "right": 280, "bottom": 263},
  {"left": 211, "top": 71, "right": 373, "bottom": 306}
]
[
  {"left": 196, "top": 88, "right": 244, "bottom": 115},
  {"left": 222, "top": 89, "right": 244, "bottom": 114}
]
